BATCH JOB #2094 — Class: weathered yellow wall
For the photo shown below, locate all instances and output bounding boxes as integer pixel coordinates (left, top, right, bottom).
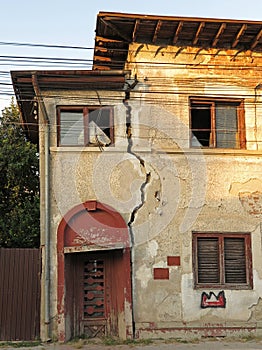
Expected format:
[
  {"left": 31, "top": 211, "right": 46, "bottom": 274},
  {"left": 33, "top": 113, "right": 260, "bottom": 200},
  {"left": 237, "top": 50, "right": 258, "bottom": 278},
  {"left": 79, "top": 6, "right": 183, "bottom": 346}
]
[
  {"left": 124, "top": 43, "right": 262, "bottom": 338},
  {"left": 39, "top": 42, "right": 262, "bottom": 340}
]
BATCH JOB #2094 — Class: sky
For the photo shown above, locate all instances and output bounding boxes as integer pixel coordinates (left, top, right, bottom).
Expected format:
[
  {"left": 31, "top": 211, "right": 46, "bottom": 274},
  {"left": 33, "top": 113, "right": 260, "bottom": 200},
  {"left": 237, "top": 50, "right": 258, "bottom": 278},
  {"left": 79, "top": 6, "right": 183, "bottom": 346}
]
[{"left": 1, "top": 0, "right": 262, "bottom": 112}]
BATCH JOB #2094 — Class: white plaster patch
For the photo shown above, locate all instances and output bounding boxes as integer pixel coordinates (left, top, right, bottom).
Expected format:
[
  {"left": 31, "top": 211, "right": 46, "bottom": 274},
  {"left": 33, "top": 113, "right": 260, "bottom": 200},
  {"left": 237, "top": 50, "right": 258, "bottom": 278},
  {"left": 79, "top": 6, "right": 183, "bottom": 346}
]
[
  {"left": 136, "top": 264, "right": 152, "bottom": 289},
  {"left": 154, "top": 260, "right": 167, "bottom": 268},
  {"left": 147, "top": 240, "right": 158, "bottom": 257}
]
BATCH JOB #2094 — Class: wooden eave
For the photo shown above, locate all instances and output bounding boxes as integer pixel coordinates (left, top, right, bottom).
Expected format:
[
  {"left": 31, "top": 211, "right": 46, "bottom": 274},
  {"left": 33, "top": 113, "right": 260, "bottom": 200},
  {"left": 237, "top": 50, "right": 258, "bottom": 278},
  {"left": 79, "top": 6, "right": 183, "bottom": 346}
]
[
  {"left": 93, "top": 11, "right": 262, "bottom": 70},
  {"left": 11, "top": 69, "right": 129, "bottom": 143}
]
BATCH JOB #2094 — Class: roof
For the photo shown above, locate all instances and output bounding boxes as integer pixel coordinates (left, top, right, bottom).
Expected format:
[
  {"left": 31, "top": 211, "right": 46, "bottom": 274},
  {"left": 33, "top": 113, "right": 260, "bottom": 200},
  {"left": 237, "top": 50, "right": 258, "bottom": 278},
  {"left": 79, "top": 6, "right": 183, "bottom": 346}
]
[
  {"left": 12, "top": 12, "right": 262, "bottom": 142},
  {"left": 93, "top": 11, "right": 262, "bottom": 70},
  {"left": 11, "top": 70, "right": 129, "bottom": 143}
]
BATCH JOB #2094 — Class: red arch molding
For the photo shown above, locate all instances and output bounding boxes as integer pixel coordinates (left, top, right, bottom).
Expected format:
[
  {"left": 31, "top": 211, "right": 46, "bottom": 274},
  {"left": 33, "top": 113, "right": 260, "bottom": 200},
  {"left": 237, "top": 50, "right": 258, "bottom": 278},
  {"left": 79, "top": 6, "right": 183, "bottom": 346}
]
[{"left": 56, "top": 200, "right": 131, "bottom": 341}]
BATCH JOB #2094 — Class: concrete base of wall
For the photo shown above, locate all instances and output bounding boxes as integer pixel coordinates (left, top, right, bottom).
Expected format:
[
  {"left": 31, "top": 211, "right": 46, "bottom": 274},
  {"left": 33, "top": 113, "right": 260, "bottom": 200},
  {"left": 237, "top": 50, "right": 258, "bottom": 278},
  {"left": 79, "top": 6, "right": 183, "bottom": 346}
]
[{"left": 134, "top": 322, "right": 261, "bottom": 340}]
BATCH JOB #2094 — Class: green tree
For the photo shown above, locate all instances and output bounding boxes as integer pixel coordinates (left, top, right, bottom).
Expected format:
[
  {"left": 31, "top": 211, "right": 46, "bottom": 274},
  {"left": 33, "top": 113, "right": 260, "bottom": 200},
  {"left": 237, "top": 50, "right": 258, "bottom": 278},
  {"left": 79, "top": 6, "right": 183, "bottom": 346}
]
[{"left": 0, "top": 98, "right": 39, "bottom": 247}]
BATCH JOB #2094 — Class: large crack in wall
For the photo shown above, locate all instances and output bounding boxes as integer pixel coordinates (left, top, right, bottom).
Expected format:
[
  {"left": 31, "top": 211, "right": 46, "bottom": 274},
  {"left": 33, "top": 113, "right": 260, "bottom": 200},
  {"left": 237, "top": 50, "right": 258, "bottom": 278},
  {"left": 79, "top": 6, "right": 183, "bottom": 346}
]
[
  {"left": 123, "top": 97, "right": 153, "bottom": 338},
  {"left": 123, "top": 99, "right": 152, "bottom": 243}
]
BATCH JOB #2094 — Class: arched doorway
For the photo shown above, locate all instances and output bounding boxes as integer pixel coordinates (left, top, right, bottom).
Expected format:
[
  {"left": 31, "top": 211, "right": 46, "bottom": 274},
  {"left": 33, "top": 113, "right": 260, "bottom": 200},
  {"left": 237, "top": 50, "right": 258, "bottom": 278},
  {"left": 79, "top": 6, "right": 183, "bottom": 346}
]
[{"left": 57, "top": 201, "right": 132, "bottom": 341}]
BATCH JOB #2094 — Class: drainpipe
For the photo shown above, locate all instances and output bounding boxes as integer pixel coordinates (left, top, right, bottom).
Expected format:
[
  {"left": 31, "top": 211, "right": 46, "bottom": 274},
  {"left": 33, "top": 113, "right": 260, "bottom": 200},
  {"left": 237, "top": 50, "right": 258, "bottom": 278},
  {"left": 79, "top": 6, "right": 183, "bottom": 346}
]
[
  {"left": 32, "top": 73, "right": 51, "bottom": 340},
  {"left": 255, "top": 83, "right": 262, "bottom": 151},
  {"left": 123, "top": 75, "right": 138, "bottom": 339}
]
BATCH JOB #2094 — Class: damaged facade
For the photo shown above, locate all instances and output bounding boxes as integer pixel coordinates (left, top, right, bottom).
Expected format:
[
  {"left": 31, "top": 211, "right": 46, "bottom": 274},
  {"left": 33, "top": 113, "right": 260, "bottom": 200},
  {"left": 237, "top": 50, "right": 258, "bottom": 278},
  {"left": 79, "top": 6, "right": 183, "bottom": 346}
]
[{"left": 11, "top": 12, "right": 262, "bottom": 341}]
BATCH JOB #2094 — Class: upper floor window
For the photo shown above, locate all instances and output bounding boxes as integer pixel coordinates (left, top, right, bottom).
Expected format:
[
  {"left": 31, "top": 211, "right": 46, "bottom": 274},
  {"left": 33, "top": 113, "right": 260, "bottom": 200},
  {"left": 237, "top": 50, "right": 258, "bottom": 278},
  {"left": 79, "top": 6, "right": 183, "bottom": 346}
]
[
  {"left": 190, "top": 98, "right": 246, "bottom": 149},
  {"left": 193, "top": 232, "right": 253, "bottom": 289},
  {"left": 57, "top": 106, "right": 114, "bottom": 146}
]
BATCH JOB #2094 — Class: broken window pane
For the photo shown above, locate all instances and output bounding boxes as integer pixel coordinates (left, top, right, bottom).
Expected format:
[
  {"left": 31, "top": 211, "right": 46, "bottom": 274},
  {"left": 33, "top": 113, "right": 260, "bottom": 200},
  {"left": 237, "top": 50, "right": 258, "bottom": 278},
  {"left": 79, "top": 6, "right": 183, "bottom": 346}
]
[
  {"left": 191, "top": 103, "right": 211, "bottom": 147},
  {"left": 58, "top": 107, "right": 113, "bottom": 146},
  {"left": 190, "top": 99, "right": 244, "bottom": 149},
  {"left": 89, "top": 109, "right": 111, "bottom": 146}
]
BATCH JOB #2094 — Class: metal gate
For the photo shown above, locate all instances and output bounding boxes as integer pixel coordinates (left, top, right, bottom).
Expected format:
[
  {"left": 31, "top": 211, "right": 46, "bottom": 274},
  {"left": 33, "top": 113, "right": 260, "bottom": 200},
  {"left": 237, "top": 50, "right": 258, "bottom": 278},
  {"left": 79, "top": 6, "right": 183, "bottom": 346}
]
[{"left": 0, "top": 248, "right": 41, "bottom": 340}]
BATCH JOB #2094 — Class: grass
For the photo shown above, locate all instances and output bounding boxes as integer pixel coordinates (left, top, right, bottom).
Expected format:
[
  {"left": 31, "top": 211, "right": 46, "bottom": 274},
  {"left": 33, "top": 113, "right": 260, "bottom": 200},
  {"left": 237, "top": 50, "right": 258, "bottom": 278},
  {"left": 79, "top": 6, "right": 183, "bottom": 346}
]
[
  {"left": 0, "top": 341, "right": 42, "bottom": 348},
  {"left": 8, "top": 334, "right": 258, "bottom": 349},
  {"left": 67, "top": 336, "right": 154, "bottom": 348}
]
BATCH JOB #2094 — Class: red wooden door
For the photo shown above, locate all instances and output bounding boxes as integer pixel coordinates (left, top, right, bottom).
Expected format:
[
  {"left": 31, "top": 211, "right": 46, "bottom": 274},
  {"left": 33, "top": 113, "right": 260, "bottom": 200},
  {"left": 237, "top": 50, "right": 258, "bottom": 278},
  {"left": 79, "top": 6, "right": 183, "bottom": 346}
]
[{"left": 65, "top": 250, "right": 123, "bottom": 338}]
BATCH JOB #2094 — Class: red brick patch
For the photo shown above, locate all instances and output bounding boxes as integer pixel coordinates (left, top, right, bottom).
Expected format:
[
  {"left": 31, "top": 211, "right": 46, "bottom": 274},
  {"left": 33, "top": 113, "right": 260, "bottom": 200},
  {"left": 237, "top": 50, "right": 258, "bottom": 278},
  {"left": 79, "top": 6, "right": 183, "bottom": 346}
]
[
  {"left": 167, "top": 256, "right": 181, "bottom": 266},
  {"left": 153, "top": 268, "right": 169, "bottom": 280}
]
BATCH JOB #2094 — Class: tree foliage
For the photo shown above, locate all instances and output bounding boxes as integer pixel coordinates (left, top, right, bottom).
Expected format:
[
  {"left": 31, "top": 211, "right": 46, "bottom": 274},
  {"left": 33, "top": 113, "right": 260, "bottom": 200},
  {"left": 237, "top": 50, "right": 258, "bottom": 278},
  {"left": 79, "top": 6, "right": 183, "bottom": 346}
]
[{"left": 0, "top": 98, "right": 40, "bottom": 247}]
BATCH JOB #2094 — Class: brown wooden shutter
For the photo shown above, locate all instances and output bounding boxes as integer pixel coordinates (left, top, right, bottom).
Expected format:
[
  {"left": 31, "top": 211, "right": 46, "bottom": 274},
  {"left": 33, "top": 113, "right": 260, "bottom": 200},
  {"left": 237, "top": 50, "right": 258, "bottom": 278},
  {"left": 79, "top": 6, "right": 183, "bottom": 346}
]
[
  {"left": 215, "top": 103, "right": 239, "bottom": 149},
  {"left": 197, "top": 237, "right": 219, "bottom": 284},
  {"left": 224, "top": 237, "right": 246, "bottom": 284}
]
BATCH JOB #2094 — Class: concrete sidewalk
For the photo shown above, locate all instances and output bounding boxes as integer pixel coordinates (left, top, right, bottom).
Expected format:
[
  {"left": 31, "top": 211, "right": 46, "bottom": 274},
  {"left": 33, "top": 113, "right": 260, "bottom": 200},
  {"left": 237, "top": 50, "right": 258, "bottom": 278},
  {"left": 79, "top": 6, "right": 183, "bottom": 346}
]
[{"left": 44, "top": 340, "right": 262, "bottom": 350}]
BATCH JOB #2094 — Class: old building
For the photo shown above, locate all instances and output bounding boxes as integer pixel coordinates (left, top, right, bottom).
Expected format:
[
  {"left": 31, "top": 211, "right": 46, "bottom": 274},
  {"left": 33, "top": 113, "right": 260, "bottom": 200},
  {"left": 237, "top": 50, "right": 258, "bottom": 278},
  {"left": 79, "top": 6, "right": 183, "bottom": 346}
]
[{"left": 12, "top": 12, "right": 262, "bottom": 341}]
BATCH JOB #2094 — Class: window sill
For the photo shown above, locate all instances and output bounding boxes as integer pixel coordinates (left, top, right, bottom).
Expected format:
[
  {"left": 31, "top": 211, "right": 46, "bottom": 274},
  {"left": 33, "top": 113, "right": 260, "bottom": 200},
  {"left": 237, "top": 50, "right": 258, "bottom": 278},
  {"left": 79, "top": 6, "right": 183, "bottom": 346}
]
[
  {"left": 195, "top": 284, "right": 253, "bottom": 290},
  {"left": 50, "top": 146, "right": 262, "bottom": 156},
  {"left": 50, "top": 146, "right": 151, "bottom": 153},
  {"left": 51, "top": 146, "right": 109, "bottom": 152},
  {"left": 163, "top": 147, "right": 262, "bottom": 156}
]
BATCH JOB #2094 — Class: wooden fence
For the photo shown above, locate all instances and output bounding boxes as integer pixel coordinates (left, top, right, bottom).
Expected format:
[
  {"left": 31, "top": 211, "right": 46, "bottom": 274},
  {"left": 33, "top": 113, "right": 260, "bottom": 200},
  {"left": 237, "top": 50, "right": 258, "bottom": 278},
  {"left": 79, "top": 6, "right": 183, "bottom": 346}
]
[{"left": 0, "top": 248, "right": 41, "bottom": 340}]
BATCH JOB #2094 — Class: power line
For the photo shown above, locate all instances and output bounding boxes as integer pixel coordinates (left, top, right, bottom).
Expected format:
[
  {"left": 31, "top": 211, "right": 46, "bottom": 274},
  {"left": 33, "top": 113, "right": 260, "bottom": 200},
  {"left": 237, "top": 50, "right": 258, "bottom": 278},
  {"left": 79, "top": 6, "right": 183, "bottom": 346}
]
[
  {"left": 2, "top": 40, "right": 262, "bottom": 60},
  {"left": 1, "top": 55, "right": 262, "bottom": 69},
  {"left": 0, "top": 41, "right": 262, "bottom": 103},
  {"left": 0, "top": 41, "right": 94, "bottom": 50},
  {"left": 0, "top": 55, "right": 92, "bottom": 63}
]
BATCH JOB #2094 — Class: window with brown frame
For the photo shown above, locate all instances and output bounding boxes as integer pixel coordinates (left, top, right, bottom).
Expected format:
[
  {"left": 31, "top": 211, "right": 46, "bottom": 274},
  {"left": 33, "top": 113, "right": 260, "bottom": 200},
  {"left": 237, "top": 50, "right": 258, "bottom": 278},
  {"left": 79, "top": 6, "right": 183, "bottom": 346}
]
[
  {"left": 193, "top": 232, "right": 253, "bottom": 289},
  {"left": 57, "top": 106, "right": 114, "bottom": 146},
  {"left": 190, "top": 98, "right": 246, "bottom": 149}
]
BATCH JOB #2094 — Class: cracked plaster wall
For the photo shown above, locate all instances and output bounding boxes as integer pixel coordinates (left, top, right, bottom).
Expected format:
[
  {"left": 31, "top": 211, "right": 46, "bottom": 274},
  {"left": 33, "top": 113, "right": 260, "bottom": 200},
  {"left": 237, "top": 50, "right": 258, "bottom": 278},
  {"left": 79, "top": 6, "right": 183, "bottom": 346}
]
[
  {"left": 48, "top": 100, "right": 262, "bottom": 327},
  {"left": 126, "top": 43, "right": 262, "bottom": 329},
  {"left": 39, "top": 43, "right": 262, "bottom": 337}
]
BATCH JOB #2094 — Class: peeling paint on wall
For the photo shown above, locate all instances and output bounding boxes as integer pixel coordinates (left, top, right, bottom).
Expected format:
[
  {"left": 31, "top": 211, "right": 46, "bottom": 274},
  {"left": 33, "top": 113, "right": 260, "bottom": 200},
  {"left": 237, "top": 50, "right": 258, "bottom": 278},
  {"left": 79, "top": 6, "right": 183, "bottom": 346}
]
[
  {"left": 239, "top": 191, "right": 262, "bottom": 217},
  {"left": 230, "top": 178, "right": 262, "bottom": 196},
  {"left": 248, "top": 297, "right": 262, "bottom": 321}
]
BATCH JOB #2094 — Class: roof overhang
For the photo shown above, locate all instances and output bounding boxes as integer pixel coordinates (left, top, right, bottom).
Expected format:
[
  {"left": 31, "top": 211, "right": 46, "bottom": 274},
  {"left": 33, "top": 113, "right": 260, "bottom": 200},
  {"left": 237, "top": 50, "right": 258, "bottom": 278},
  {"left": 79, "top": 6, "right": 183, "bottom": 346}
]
[
  {"left": 94, "top": 11, "right": 262, "bottom": 70},
  {"left": 11, "top": 69, "right": 130, "bottom": 143}
]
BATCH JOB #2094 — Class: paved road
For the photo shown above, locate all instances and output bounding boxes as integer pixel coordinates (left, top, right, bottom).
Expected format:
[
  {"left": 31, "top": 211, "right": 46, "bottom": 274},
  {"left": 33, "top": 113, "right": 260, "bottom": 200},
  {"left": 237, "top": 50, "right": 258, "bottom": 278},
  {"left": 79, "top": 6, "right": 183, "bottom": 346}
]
[{"left": 5, "top": 339, "right": 262, "bottom": 350}]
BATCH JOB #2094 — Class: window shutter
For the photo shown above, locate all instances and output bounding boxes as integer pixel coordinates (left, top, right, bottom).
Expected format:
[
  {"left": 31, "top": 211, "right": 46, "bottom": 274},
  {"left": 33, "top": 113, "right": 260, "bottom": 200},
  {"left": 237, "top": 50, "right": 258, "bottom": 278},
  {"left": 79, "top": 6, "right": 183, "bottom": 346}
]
[
  {"left": 197, "top": 238, "right": 219, "bottom": 284},
  {"left": 224, "top": 238, "right": 246, "bottom": 284},
  {"left": 215, "top": 104, "right": 239, "bottom": 148}
]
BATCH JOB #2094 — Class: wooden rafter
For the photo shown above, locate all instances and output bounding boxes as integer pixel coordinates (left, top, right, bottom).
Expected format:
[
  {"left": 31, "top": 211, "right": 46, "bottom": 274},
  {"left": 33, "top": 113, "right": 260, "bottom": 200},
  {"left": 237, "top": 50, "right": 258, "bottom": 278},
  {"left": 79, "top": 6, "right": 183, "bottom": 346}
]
[
  {"left": 232, "top": 24, "right": 247, "bottom": 48},
  {"left": 152, "top": 20, "right": 162, "bottom": 43},
  {"left": 100, "top": 18, "right": 131, "bottom": 42},
  {"left": 92, "top": 55, "right": 112, "bottom": 62},
  {"left": 212, "top": 23, "right": 226, "bottom": 47},
  {"left": 251, "top": 27, "right": 262, "bottom": 49},
  {"left": 173, "top": 21, "right": 184, "bottom": 44},
  {"left": 132, "top": 19, "right": 140, "bottom": 41},
  {"left": 95, "top": 35, "right": 123, "bottom": 44},
  {"left": 193, "top": 22, "right": 205, "bottom": 45}
]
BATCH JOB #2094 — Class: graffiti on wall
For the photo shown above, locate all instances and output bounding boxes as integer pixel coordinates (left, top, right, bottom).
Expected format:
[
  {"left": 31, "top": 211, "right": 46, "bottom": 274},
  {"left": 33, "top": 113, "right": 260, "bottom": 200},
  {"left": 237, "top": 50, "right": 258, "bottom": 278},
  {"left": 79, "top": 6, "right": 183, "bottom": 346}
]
[{"left": 201, "top": 291, "right": 226, "bottom": 308}]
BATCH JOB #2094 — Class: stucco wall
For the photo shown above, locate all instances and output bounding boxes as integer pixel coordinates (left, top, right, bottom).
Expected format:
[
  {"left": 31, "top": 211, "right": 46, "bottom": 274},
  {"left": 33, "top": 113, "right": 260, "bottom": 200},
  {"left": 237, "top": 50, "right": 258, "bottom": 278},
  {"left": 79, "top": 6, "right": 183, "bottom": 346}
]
[{"left": 39, "top": 43, "right": 262, "bottom": 340}]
